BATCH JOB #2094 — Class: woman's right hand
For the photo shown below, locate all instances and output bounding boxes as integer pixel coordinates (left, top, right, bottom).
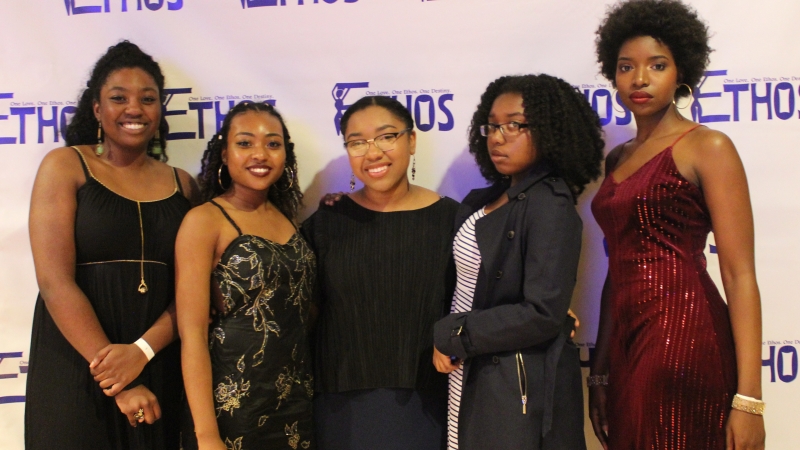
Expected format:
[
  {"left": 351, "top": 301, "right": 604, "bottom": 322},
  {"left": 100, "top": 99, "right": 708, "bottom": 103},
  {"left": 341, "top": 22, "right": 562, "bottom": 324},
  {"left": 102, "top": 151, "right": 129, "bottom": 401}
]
[
  {"left": 320, "top": 192, "right": 346, "bottom": 207},
  {"left": 90, "top": 343, "right": 149, "bottom": 396},
  {"left": 115, "top": 385, "right": 161, "bottom": 427},
  {"left": 589, "top": 385, "right": 609, "bottom": 450}
]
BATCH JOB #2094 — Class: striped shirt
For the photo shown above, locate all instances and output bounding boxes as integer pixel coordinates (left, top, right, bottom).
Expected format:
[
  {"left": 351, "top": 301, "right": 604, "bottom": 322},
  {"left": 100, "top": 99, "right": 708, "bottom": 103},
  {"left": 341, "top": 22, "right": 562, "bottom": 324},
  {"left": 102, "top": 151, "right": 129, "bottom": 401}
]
[{"left": 447, "top": 207, "right": 486, "bottom": 450}]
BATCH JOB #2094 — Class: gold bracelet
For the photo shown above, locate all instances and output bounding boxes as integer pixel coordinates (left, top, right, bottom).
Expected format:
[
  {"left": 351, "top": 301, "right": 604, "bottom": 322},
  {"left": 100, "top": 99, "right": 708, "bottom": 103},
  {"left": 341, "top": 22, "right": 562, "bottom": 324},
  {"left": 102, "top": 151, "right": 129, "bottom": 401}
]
[
  {"left": 731, "top": 393, "right": 765, "bottom": 416},
  {"left": 586, "top": 374, "right": 609, "bottom": 387}
]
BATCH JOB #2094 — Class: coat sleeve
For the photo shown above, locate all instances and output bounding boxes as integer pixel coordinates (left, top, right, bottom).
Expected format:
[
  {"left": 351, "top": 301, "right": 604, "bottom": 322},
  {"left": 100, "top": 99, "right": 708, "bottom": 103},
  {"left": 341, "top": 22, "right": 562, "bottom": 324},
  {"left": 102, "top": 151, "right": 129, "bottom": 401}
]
[{"left": 434, "top": 187, "right": 582, "bottom": 359}]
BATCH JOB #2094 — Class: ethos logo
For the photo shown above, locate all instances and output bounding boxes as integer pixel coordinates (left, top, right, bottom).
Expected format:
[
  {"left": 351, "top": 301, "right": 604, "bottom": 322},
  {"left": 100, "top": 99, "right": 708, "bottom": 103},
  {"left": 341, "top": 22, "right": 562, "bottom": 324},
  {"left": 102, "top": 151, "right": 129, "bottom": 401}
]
[
  {"left": 332, "top": 82, "right": 455, "bottom": 135},
  {"left": 581, "top": 70, "right": 800, "bottom": 126},
  {"left": 240, "top": 0, "right": 356, "bottom": 8},
  {"left": 64, "top": 0, "right": 183, "bottom": 15},
  {"left": 0, "top": 352, "right": 26, "bottom": 405},
  {"left": 763, "top": 342, "right": 799, "bottom": 383},
  {"left": 0, "top": 90, "right": 275, "bottom": 145},
  {"left": 0, "top": 93, "right": 77, "bottom": 145}
]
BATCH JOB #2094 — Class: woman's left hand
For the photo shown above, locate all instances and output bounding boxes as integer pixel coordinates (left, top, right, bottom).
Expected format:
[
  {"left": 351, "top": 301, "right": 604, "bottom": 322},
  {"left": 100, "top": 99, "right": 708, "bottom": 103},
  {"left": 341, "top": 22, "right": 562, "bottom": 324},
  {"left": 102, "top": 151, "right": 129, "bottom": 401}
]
[
  {"left": 115, "top": 385, "right": 162, "bottom": 427},
  {"left": 725, "top": 409, "right": 765, "bottom": 450},
  {"left": 567, "top": 308, "right": 580, "bottom": 339},
  {"left": 90, "top": 343, "right": 148, "bottom": 396},
  {"left": 432, "top": 346, "right": 460, "bottom": 374}
]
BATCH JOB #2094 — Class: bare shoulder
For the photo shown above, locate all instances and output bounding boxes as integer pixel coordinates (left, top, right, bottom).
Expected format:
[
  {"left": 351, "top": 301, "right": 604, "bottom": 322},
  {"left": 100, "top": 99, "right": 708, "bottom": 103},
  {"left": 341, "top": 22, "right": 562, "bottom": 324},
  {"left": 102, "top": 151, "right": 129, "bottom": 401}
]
[
  {"left": 173, "top": 167, "right": 201, "bottom": 205},
  {"left": 180, "top": 202, "right": 224, "bottom": 235},
  {"left": 37, "top": 146, "right": 88, "bottom": 187},
  {"left": 684, "top": 127, "right": 738, "bottom": 159}
]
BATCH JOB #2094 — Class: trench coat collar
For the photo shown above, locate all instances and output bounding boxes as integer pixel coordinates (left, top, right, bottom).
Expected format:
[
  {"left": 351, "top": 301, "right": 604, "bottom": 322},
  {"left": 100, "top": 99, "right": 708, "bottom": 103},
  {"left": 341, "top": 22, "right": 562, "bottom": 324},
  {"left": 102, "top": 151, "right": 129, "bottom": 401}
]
[
  {"left": 505, "top": 160, "right": 555, "bottom": 199},
  {"left": 463, "top": 161, "right": 556, "bottom": 212}
]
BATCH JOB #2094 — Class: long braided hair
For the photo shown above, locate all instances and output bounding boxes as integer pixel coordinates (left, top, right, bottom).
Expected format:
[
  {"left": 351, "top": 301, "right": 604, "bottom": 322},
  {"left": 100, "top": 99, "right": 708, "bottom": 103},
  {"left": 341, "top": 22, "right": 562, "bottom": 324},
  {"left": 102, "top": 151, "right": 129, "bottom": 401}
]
[
  {"left": 198, "top": 102, "right": 303, "bottom": 222},
  {"left": 65, "top": 40, "right": 168, "bottom": 161}
]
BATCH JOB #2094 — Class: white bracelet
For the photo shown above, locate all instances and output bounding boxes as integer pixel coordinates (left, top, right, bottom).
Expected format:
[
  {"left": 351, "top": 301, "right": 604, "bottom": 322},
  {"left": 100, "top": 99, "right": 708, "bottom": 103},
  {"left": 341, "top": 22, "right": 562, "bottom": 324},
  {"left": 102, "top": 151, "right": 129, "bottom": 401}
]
[
  {"left": 734, "top": 393, "right": 761, "bottom": 403},
  {"left": 133, "top": 338, "right": 155, "bottom": 361}
]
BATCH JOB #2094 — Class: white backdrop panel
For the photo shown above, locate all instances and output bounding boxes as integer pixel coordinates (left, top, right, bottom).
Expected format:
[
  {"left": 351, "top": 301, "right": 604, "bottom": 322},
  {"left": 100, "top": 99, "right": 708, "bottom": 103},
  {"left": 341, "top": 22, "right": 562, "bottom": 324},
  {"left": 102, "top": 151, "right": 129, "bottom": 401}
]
[{"left": 1, "top": 1, "right": 797, "bottom": 448}]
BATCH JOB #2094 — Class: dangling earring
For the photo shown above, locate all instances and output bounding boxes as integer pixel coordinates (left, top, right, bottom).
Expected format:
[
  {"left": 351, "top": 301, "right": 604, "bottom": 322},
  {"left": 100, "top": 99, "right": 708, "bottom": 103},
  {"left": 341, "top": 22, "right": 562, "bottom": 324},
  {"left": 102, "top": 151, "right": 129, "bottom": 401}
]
[
  {"left": 278, "top": 166, "right": 295, "bottom": 192},
  {"left": 349, "top": 173, "right": 356, "bottom": 192},
  {"left": 611, "top": 89, "right": 625, "bottom": 114},
  {"left": 218, "top": 163, "right": 229, "bottom": 191},
  {"left": 95, "top": 122, "right": 104, "bottom": 156},
  {"left": 411, "top": 155, "right": 416, "bottom": 181},
  {"left": 673, "top": 84, "right": 694, "bottom": 110},
  {"left": 150, "top": 129, "right": 163, "bottom": 156}
]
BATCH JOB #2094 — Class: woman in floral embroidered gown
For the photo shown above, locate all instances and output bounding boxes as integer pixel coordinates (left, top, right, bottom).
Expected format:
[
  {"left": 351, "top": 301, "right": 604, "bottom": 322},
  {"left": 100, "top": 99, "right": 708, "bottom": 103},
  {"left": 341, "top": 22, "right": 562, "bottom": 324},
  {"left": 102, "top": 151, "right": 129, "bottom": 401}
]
[{"left": 177, "top": 102, "right": 315, "bottom": 450}]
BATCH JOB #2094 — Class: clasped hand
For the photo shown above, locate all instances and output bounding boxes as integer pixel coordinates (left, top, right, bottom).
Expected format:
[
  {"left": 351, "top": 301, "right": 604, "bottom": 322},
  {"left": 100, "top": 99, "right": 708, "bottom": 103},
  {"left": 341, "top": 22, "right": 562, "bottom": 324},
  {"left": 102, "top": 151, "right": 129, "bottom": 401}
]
[
  {"left": 115, "top": 385, "right": 162, "bottom": 427},
  {"left": 89, "top": 343, "right": 148, "bottom": 396}
]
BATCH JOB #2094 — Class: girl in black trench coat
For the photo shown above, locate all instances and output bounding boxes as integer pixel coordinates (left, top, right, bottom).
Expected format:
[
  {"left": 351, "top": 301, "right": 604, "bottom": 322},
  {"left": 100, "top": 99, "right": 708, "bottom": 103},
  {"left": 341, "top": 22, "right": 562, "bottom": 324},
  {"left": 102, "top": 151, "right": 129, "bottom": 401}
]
[{"left": 433, "top": 74, "right": 604, "bottom": 450}]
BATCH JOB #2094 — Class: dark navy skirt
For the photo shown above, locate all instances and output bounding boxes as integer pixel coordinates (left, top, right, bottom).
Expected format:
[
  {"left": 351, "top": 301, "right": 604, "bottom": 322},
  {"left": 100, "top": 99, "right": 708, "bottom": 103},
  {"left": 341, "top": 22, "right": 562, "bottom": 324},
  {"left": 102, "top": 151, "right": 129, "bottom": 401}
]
[{"left": 314, "top": 388, "right": 446, "bottom": 450}]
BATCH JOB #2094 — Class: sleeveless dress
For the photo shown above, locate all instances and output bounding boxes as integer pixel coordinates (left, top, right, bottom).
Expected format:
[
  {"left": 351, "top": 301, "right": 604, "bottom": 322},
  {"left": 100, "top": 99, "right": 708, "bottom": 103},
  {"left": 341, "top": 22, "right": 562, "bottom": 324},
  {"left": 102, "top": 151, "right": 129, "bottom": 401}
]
[
  {"left": 591, "top": 127, "right": 737, "bottom": 449},
  {"left": 182, "top": 201, "right": 316, "bottom": 450},
  {"left": 25, "top": 147, "right": 191, "bottom": 449}
]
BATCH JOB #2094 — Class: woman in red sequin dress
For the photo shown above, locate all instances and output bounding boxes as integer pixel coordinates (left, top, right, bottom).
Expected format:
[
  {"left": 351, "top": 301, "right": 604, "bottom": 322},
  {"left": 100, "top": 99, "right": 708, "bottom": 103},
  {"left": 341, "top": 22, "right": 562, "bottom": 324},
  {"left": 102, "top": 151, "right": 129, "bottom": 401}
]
[{"left": 589, "top": 1, "right": 765, "bottom": 449}]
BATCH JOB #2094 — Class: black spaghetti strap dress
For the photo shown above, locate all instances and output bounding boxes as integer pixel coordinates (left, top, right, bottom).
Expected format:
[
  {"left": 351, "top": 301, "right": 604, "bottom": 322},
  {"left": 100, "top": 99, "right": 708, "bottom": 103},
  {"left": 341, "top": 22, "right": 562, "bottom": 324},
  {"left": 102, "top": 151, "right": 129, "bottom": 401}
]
[
  {"left": 181, "top": 200, "right": 316, "bottom": 450},
  {"left": 25, "top": 147, "right": 191, "bottom": 450}
]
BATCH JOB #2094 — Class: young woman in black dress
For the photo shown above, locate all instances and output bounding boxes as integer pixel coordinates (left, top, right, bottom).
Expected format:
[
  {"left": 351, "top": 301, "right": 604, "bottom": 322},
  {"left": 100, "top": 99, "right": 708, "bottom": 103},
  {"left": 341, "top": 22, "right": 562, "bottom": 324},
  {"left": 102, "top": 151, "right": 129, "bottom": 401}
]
[
  {"left": 303, "top": 96, "right": 459, "bottom": 450},
  {"left": 177, "top": 102, "right": 315, "bottom": 450},
  {"left": 26, "top": 41, "right": 198, "bottom": 449}
]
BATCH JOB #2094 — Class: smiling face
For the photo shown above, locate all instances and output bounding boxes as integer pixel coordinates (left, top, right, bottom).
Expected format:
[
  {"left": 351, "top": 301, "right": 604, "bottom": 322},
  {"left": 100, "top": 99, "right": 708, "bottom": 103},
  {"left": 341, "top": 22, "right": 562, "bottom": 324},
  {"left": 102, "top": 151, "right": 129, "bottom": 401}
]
[
  {"left": 486, "top": 92, "right": 538, "bottom": 184},
  {"left": 93, "top": 67, "right": 161, "bottom": 152},
  {"left": 222, "top": 110, "right": 286, "bottom": 194},
  {"left": 615, "top": 35, "right": 680, "bottom": 117},
  {"left": 344, "top": 105, "right": 416, "bottom": 193}
]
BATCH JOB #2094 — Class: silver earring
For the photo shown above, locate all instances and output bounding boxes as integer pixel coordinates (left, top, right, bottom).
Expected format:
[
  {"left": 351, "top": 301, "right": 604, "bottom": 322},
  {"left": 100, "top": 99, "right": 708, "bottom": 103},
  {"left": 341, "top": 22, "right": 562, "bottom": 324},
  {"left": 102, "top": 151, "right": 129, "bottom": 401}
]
[
  {"left": 673, "top": 84, "right": 694, "bottom": 110},
  {"left": 411, "top": 155, "right": 416, "bottom": 181},
  {"left": 350, "top": 173, "right": 356, "bottom": 192},
  {"left": 278, "top": 166, "right": 295, "bottom": 192}
]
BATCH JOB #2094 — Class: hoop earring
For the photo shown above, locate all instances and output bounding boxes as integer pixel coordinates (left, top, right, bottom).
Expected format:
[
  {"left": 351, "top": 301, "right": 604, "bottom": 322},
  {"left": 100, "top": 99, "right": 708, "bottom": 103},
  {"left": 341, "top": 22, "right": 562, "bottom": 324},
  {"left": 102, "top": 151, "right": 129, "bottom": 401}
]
[
  {"left": 611, "top": 89, "right": 625, "bottom": 114},
  {"left": 278, "top": 166, "right": 295, "bottom": 192},
  {"left": 95, "top": 122, "right": 104, "bottom": 156},
  {"left": 150, "top": 129, "right": 163, "bottom": 156},
  {"left": 217, "top": 164, "right": 229, "bottom": 191},
  {"left": 673, "top": 84, "right": 694, "bottom": 110},
  {"left": 349, "top": 173, "right": 356, "bottom": 192},
  {"left": 411, "top": 155, "right": 416, "bottom": 181}
]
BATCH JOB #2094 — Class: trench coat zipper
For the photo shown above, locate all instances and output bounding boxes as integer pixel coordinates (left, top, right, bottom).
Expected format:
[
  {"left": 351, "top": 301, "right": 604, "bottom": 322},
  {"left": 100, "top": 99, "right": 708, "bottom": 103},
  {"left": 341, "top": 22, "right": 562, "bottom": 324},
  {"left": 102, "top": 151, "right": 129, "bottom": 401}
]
[{"left": 516, "top": 351, "right": 528, "bottom": 414}]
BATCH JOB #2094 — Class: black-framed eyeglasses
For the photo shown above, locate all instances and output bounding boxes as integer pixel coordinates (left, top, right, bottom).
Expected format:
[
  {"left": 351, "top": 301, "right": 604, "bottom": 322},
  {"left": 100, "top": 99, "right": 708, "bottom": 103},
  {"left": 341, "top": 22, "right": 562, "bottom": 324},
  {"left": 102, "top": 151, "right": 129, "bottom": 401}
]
[
  {"left": 343, "top": 128, "right": 412, "bottom": 157},
  {"left": 479, "top": 121, "right": 530, "bottom": 138}
]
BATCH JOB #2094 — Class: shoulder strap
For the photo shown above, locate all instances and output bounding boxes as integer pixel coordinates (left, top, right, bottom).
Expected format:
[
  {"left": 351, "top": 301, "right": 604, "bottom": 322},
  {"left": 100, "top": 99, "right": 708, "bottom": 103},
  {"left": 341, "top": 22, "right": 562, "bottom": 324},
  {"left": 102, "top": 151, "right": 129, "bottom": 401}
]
[
  {"left": 670, "top": 124, "right": 702, "bottom": 148},
  {"left": 71, "top": 146, "right": 93, "bottom": 180},
  {"left": 209, "top": 200, "right": 243, "bottom": 236},
  {"left": 172, "top": 168, "right": 184, "bottom": 195}
]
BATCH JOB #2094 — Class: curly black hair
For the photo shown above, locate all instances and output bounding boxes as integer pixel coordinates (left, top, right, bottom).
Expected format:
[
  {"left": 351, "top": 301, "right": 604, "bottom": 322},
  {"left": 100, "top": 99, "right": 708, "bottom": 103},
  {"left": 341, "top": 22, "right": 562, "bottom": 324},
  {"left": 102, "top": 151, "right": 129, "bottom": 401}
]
[
  {"left": 596, "top": 0, "right": 711, "bottom": 98},
  {"left": 198, "top": 102, "right": 303, "bottom": 223},
  {"left": 468, "top": 74, "right": 604, "bottom": 198},
  {"left": 65, "top": 40, "right": 169, "bottom": 161},
  {"left": 339, "top": 95, "right": 415, "bottom": 138}
]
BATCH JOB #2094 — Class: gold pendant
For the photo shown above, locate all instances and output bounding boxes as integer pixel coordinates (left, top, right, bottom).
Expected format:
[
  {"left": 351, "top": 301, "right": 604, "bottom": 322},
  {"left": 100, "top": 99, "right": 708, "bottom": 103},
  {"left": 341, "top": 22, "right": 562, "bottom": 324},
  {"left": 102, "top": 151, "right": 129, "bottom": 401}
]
[{"left": 138, "top": 279, "right": 148, "bottom": 294}]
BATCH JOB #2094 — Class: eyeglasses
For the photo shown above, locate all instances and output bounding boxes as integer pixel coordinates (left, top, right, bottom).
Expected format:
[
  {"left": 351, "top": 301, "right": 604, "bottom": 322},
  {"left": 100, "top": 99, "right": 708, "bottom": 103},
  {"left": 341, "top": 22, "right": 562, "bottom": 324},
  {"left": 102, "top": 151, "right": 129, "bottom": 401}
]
[
  {"left": 479, "top": 121, "right": 530, "bottom": 138},
  {"left": 343, "top": 128, "right": 412, "bottom": 157}
]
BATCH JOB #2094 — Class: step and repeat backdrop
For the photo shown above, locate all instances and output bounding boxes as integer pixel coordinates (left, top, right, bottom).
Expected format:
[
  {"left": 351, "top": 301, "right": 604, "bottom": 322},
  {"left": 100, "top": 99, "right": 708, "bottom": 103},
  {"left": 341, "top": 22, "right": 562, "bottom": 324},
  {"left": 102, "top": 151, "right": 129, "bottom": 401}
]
[{"left": 1, "top": 0, "right": 797, "bottom": 448}]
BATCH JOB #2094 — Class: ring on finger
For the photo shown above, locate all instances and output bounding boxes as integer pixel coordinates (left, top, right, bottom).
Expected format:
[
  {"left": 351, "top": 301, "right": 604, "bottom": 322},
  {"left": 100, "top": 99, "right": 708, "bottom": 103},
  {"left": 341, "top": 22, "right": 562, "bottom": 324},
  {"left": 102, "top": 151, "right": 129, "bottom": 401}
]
[{"left": 133, "top": 408, "right": 144, "bottom": 420}]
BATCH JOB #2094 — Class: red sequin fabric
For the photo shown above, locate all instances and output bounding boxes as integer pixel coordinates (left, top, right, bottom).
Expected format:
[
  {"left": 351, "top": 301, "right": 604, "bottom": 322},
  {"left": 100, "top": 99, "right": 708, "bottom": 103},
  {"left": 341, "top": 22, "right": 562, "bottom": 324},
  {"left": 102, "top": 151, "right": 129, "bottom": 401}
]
[{"left": 591, "top": 132, "right": 737, "bottom": 449}]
